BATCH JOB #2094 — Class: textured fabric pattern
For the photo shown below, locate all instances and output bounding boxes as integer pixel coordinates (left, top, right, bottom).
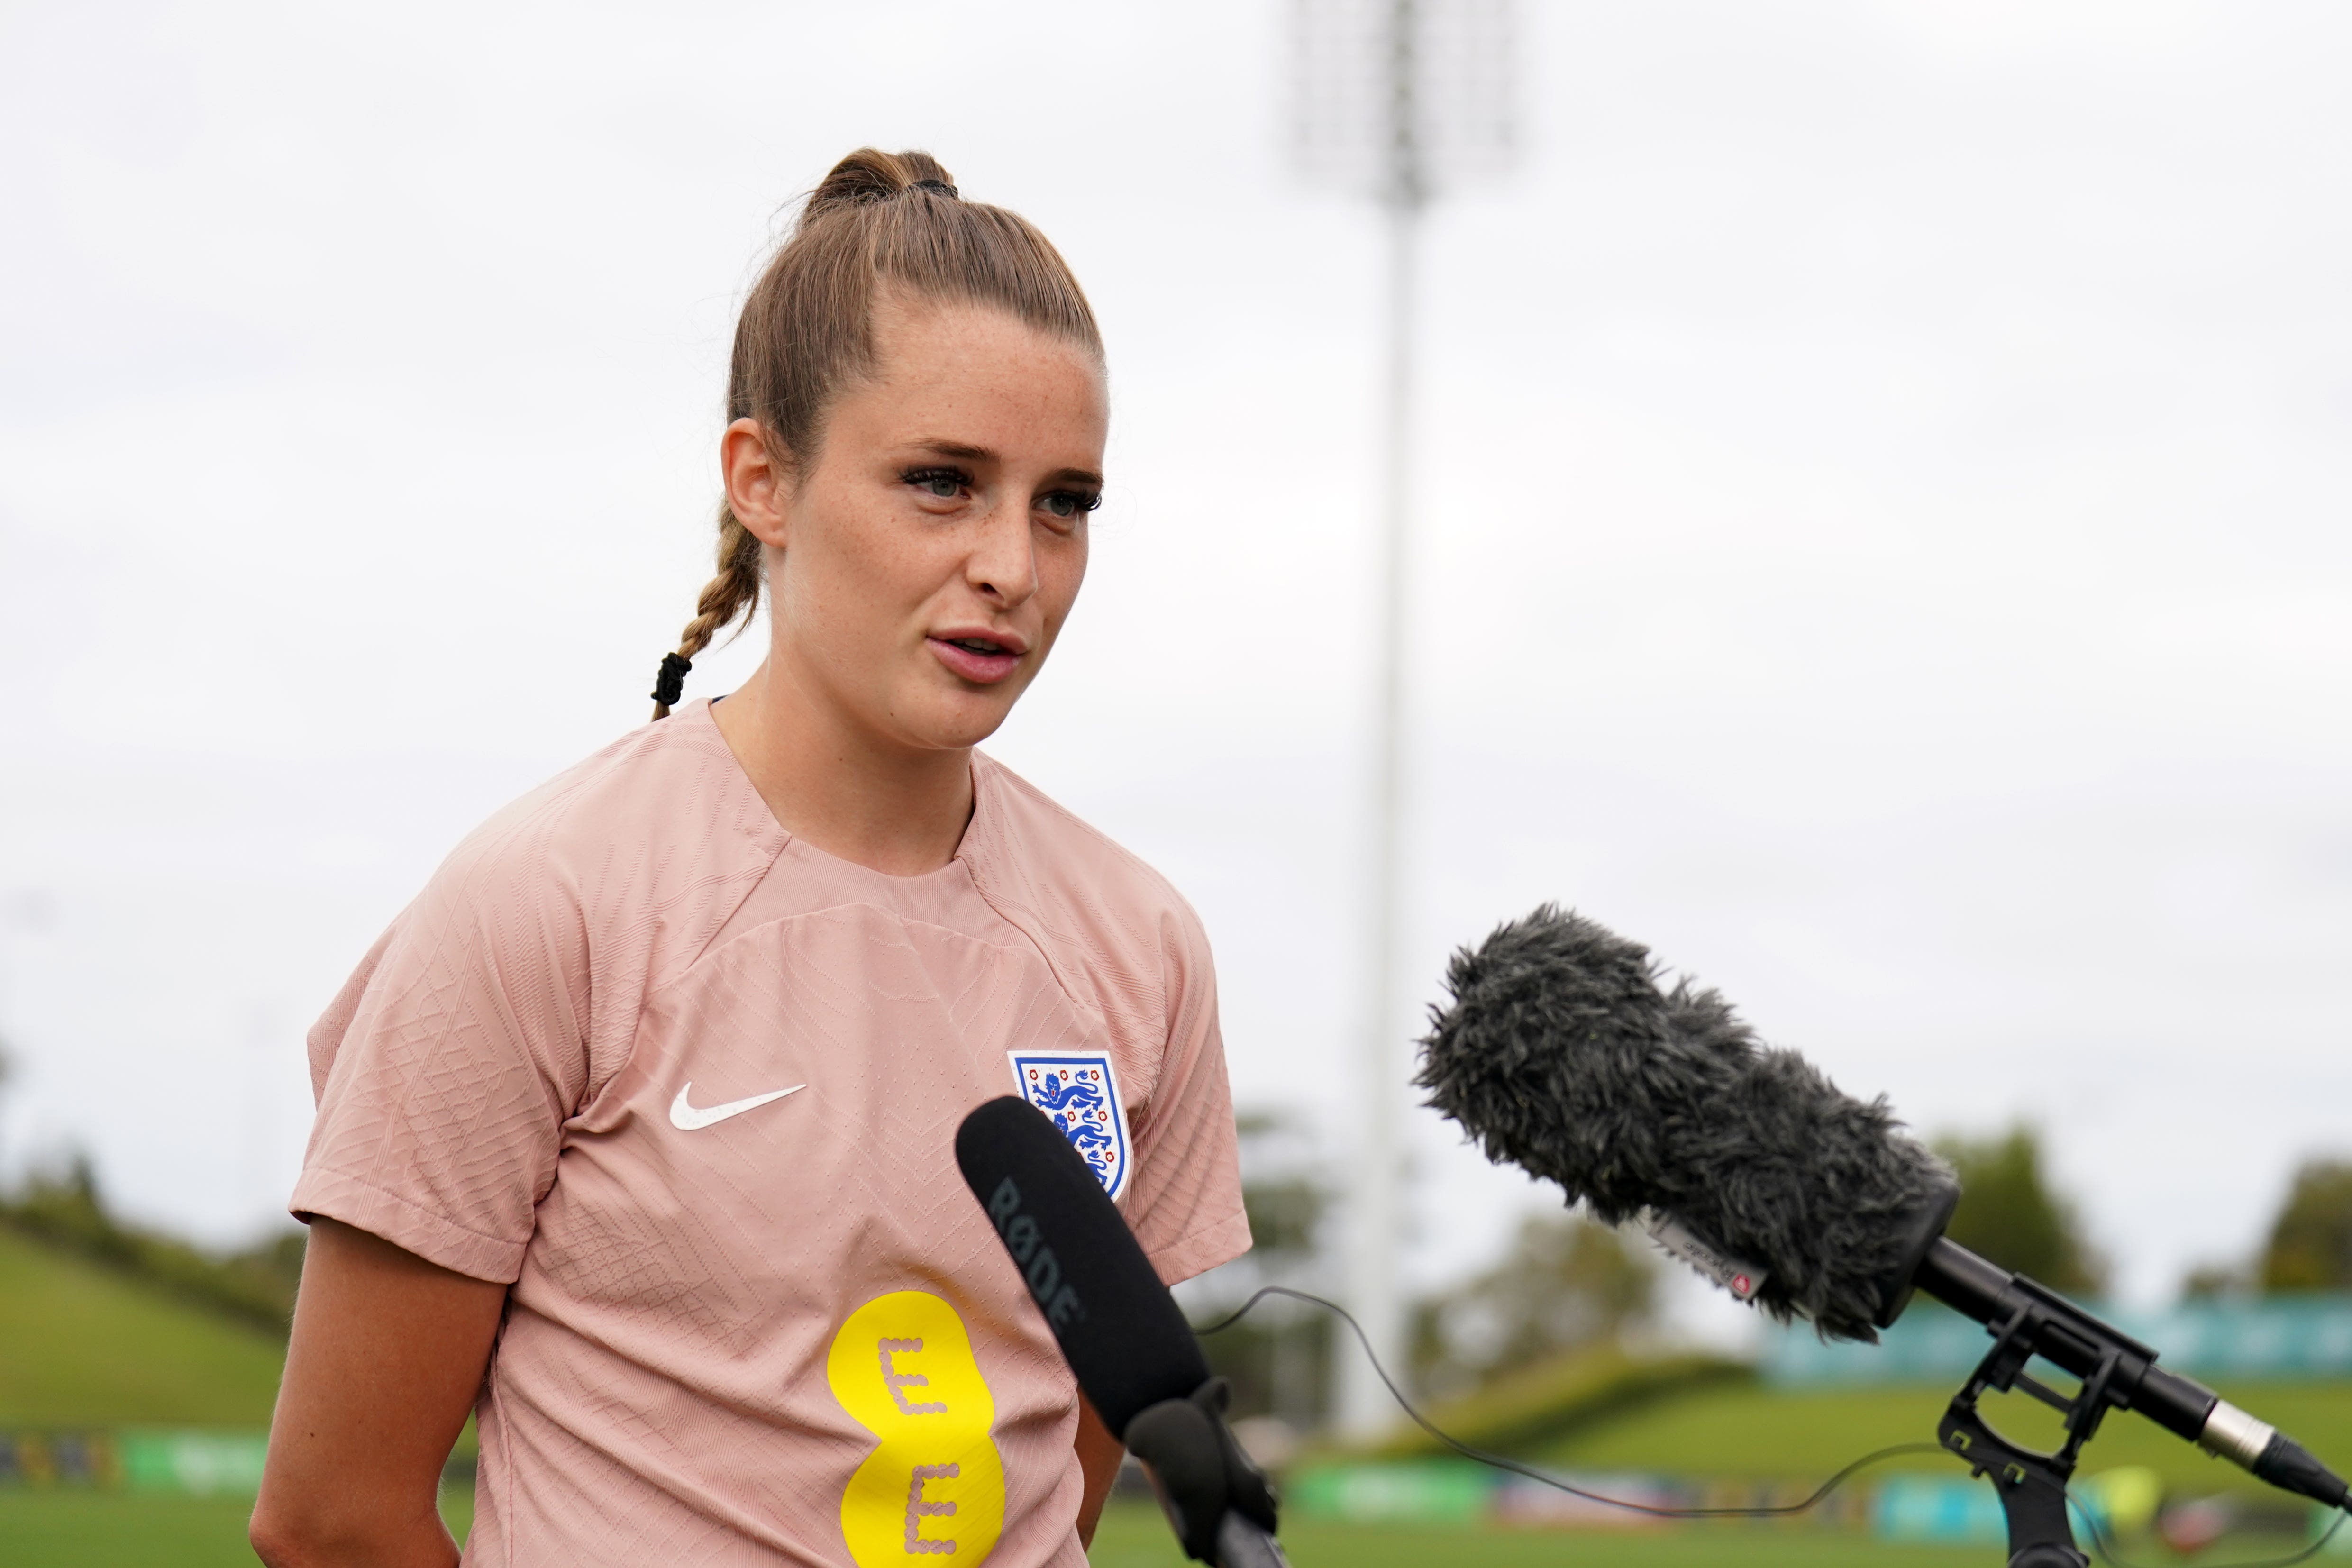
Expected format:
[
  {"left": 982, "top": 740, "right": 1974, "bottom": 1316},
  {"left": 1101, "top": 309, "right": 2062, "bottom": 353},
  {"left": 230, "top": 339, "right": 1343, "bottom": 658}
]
[{"left": 294, "top": 701, "right": 1250, "bottom": 1567}]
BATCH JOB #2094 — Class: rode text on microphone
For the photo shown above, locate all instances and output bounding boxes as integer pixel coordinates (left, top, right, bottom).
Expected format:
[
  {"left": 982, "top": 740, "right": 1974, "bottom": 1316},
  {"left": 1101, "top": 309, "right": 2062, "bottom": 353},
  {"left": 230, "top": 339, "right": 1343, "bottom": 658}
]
[{"left": 1640, "top": 1209, "right": 1767, "bottom": 1303}]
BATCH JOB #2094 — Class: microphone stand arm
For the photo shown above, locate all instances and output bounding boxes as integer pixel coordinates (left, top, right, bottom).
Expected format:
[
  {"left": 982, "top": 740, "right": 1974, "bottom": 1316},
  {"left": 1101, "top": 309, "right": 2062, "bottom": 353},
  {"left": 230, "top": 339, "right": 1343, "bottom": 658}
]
[
  {"left": 1934, "top": 1291, "right": 2121, "bottom": 1568},
  {"left": 1917, "top": 1236, "right": 2351, "bottom": 1515},
  {"left": 1914, "top": 1236, "right": 2352, "bottom": 1566}
]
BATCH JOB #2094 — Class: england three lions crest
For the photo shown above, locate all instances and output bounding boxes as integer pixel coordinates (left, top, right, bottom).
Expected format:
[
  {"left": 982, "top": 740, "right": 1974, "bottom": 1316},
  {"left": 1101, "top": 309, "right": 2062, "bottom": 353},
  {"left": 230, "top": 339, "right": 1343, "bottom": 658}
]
[{"left": 1008, "top": 1051, "right": 1131, "bottom": 1202}]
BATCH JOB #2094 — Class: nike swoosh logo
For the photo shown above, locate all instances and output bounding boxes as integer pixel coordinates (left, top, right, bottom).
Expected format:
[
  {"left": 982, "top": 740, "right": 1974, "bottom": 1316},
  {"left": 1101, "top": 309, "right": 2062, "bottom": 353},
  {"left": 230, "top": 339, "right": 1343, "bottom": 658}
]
[{"left": 668, "top": 1082, "right": 805, "bottom": 1131}]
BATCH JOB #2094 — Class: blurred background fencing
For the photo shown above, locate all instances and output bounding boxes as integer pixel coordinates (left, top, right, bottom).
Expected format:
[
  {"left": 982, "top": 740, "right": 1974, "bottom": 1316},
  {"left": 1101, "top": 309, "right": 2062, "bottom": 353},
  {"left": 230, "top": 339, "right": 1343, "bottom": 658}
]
[{"left": 2, "top": 1, "right": 2350, "bottom": 1563}]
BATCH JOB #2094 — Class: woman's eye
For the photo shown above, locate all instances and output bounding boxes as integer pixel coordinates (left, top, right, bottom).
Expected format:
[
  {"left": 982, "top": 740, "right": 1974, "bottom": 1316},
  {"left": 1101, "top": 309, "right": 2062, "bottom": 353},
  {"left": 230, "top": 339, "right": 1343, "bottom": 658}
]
[
  {"left": 905, "top": 467, "right": 968, "bottom": 501},
  {"left": 1039, "top": 490, "right": 1101, "bottom": 520}
]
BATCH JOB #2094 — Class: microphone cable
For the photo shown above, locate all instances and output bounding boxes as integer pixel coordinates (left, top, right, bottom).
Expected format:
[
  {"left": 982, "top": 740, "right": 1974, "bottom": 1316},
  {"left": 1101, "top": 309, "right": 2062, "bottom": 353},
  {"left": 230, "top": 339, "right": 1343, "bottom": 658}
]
[
  {"left": 1194, "top": 1285, "right": 1942, "bottom": 1520},
  {"left": 1194, "top": 1285, "right": 2349, "bottom": 1568}
]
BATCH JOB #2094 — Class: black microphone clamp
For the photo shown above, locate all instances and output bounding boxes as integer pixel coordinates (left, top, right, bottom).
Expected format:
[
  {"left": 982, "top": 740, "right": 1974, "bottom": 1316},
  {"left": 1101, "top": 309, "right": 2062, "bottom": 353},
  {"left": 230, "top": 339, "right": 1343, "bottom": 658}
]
[{"left": 1124, "top": 1377, "right": 1289, "bottom": 1568}]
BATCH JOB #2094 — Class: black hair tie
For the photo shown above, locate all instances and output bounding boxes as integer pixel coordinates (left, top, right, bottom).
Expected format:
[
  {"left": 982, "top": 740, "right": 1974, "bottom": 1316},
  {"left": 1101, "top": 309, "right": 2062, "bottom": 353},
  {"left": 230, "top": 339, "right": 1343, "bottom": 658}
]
[
  {"left": 651, "top": 651, "right": 693, "bottom": 708},
  {"left": 910, "top": 178, "right": 958, "bottom": 198}
]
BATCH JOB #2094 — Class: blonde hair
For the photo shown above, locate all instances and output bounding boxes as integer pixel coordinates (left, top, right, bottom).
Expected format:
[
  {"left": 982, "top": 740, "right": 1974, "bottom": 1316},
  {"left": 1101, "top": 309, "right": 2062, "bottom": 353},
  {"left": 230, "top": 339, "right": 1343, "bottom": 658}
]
[{"left": 650, "top": 149, "right": 1103, "bottom": 719}]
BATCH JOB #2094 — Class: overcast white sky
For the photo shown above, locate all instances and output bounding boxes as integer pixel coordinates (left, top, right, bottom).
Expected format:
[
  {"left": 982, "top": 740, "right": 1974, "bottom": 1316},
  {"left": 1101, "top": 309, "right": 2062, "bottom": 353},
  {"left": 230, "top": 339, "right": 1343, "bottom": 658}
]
[{"left": 2, "top": 0, "right": 2348, "bottom": 1324}]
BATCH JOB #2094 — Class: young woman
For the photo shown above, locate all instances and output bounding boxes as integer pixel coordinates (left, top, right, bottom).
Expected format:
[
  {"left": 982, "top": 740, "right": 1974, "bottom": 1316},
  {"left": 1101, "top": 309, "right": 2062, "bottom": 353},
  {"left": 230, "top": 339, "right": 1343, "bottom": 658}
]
[{"left": 249, "top": 150, "right": 1249, "bottom": 1568}]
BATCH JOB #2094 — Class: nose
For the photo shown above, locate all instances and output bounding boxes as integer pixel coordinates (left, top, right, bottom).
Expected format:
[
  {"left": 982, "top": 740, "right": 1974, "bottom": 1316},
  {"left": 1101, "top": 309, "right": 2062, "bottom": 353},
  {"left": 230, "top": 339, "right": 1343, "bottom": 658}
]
[{"left": 966, "top": 501, "right": 1039, "bottom": 608}]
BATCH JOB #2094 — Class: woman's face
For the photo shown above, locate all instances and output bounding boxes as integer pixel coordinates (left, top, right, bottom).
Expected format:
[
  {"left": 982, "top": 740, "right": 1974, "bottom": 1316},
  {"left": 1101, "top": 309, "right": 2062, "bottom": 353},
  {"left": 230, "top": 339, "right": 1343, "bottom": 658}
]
[{"left": 728, "top": 296, "right": 1107, "bottom": 756}]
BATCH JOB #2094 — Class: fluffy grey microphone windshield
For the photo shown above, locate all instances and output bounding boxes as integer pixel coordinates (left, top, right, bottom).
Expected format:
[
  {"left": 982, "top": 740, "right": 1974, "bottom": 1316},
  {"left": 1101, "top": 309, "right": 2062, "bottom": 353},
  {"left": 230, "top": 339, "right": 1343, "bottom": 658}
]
[{"left": 1415, "top": 905, "right": 1954, "bottom": 1342}]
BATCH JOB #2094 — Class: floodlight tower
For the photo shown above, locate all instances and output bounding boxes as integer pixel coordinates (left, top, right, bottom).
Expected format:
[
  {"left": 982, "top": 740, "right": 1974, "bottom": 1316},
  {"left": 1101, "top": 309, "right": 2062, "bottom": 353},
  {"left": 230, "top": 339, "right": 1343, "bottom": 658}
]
[{"left": 1290, "top": 0, "right": 1514, "bottom": 1439}]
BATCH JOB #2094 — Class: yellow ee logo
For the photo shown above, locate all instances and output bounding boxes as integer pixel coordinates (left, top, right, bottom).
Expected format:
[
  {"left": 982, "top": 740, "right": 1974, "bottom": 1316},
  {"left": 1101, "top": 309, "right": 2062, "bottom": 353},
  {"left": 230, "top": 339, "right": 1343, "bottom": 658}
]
[{"left": 827, "top": 1291, "right": 1005, "bottom": 1563}]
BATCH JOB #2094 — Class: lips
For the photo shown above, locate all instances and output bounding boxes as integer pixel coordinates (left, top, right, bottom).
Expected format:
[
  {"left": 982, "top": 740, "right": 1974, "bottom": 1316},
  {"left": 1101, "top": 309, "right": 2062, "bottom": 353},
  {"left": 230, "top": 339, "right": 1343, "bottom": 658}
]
[{"left": 927, "top": 632, "right": 1025, "bottom": 685}]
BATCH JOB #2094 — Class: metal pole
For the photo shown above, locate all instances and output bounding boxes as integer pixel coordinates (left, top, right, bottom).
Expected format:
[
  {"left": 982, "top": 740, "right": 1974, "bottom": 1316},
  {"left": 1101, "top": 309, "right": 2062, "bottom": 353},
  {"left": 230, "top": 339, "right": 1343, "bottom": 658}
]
[{"left": 1337, "top": 0, "right": 1422, "bottom": 1440}]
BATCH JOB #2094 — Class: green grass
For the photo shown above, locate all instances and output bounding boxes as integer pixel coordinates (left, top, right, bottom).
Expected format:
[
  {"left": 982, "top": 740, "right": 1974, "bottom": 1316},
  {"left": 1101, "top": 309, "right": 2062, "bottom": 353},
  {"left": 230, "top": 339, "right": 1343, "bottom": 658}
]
[
  {"left": 0, "top": 1489, "right": 473, "bottom": 1567},
  {"left": 0, "top": 1227, "right": 285, "bottom": 1426},
  {"left": 1086, "top": 1503, "right": 1998, "bottom": 1566},
  {"left": 0, "top": 1492, "right": 2326, "bottom": 1568},
  {"left": 1532, "top": 1376, "right": 2352, "bottom": 1494},
  {"left": 0, "top": 1494, "right": 267, "bottom": 1568},
  {"left": 0, "top": 1496, "right": 2036, "bottom": 1568}
]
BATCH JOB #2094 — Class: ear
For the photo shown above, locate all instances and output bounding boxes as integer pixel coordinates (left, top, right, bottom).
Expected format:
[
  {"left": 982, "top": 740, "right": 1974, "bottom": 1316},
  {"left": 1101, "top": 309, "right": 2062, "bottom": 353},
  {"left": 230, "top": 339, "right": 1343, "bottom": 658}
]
[{"left": 721, "top": 418, "right": 796, "bottom": 548}]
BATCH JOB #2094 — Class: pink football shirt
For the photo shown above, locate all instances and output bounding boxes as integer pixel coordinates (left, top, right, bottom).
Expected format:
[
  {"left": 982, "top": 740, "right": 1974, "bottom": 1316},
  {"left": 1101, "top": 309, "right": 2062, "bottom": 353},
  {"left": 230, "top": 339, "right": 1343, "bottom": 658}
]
[{"left": 293, "top": 700, "right": 1250, "bottom": 1567}]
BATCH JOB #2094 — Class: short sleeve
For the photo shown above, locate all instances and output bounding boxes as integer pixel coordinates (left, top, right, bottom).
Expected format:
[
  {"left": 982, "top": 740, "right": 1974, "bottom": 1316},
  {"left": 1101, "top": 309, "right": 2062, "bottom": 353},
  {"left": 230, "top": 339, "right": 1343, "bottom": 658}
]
[
  {"left": 292, "top": 830, "right": 593, "bottom": 1284},
  {"left": 1123, "top": 904, "right": 1252, "bottom": 1287}
]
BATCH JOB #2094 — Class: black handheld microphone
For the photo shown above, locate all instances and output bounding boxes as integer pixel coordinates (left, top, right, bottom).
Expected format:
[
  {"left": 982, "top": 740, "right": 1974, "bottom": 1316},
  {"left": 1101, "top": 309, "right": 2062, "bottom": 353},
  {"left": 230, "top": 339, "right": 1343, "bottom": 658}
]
[
  {"left": 1416, "top": 905, "right": 2349, "bottom": 1516},
  {"left": 954, "top": 1096, "right": 1287, "bottom": 1568}
]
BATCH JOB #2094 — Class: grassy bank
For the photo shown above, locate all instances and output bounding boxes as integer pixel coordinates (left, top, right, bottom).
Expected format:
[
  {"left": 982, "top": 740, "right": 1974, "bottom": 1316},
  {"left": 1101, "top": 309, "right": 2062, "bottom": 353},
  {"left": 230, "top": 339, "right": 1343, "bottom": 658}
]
[
  {"left": 1530, "top": 1376, "right": 2352, "bottom": 1494},
  {"left": 0, "top": 1226, "right": 284, "bottom": 1427}
]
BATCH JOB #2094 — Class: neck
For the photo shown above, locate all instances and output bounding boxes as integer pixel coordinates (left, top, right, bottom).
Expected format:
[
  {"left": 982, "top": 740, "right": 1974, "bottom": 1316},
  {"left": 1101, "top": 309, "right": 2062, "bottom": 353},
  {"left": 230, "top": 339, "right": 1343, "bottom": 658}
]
[{"left": 709, "top": 659, "right": 975, "bottom": 878}]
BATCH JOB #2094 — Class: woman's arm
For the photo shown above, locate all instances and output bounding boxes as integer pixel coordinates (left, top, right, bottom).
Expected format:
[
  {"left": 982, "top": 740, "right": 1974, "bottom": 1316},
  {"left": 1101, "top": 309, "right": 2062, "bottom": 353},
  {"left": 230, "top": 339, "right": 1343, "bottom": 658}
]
[
  {"left": 250, "top": 1217, "right": 509, "bottom": 1568},
  {"left": 1074, "top": 1394, "right": 1124, "bottom": 1548}
]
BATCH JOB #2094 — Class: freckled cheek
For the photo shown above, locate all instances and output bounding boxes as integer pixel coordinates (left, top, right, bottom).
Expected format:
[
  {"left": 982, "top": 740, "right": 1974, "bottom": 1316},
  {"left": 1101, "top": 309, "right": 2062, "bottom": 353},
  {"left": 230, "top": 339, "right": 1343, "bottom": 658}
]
[{"left": 814, "top": 510, "right": 946, "bottom": 653}]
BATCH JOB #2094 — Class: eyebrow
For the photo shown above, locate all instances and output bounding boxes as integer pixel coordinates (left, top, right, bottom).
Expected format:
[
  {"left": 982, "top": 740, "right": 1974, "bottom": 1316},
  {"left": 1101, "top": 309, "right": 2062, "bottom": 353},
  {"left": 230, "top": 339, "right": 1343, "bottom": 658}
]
[
  {"left": 912, "top": 438, "right": 995, "bottom": 463},
  {"left": 908, "top": 438, "right": 1103, "bottom": 491}
]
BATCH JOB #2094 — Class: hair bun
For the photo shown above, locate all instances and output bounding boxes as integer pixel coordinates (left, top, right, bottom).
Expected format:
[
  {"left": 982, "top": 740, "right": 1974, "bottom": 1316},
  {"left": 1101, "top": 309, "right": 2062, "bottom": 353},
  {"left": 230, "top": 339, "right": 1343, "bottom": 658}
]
[{"left": 807, "top": 148, "right": 960, "bottom": 218}]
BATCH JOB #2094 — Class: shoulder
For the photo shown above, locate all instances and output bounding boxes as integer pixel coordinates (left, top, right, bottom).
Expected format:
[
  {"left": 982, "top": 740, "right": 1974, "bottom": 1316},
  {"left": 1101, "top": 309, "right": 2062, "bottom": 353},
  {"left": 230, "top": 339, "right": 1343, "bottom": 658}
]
[
  {"left": 419, "top": 702, "right": 783, "bottom": 971},
  {"left": 462, "top": 701, "right": 770, "bottom": 865},
  {"left": 960, "top": 754, "right": 1213, "bottom": 1038},
  {"left": 315, "top": 703, "right": 782, "bottom": 1098}
]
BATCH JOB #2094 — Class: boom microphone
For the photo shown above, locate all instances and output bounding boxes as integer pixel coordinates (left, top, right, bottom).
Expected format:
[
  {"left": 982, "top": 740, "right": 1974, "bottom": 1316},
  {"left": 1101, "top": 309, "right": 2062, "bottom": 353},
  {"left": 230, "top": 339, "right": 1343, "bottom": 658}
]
[
  {"left": 954, "top": 1097, "right": 1286, "bottom": 1568},
  {"left": 1417, "top": 905, "right": 2349, "bottom": 1516}
]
